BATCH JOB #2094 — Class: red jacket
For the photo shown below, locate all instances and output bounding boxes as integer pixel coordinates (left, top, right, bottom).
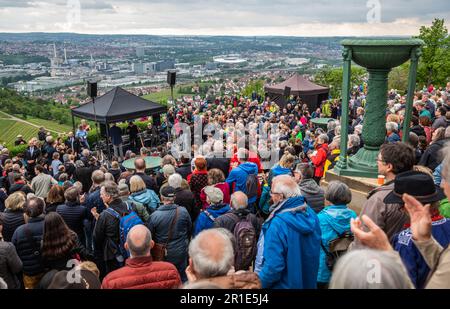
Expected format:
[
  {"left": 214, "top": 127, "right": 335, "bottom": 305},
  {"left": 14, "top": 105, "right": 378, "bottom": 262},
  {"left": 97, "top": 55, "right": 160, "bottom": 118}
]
[
  {"left": 311, "top": 143, "right": 329, "bottom": 178},
  {"left": 101, "top": 256, "right": 181, "bottom": 289}
]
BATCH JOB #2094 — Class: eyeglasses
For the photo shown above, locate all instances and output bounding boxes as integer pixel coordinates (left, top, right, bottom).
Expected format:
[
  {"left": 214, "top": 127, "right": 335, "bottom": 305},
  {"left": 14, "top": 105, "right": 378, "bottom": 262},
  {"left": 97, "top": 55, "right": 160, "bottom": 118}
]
[
  {"left": 270, "top": 190, "right": 282, "bottom": 195},
  {"left": 376, "top": 157, "right": 386, "bottom": 163}
]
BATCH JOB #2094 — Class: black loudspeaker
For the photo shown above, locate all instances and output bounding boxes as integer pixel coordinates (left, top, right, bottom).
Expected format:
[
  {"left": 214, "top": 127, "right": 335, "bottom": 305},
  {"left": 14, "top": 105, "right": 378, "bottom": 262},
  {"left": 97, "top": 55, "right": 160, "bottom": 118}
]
[
  {"left": 87, "top": 81, "right": 97, "bottom": 98},
  {"left": 167, "top": 70, "right": 176, "bottom": 86},
  {"left": 284, "top": 86, "right": 291, "bottom": 97},
  {"left": 152, "top": 114, "right": 161, "bottom": 126}
]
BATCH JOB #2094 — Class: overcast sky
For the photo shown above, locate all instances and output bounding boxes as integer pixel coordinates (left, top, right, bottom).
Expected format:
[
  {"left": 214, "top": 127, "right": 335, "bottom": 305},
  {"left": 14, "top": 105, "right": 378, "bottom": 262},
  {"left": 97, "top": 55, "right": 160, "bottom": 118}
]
[{"left": 0, "top": 0, "right": 448, "bottom": 36}]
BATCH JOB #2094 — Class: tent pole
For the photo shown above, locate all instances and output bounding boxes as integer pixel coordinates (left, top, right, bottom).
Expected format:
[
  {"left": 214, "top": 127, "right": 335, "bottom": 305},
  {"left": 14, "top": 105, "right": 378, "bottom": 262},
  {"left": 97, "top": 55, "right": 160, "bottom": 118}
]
[
  {"left": 71, "top": 114, "right": 76, "bottom": 133},
  {"left": 105, "top": 122, "right": 111, "bottom": 162}
]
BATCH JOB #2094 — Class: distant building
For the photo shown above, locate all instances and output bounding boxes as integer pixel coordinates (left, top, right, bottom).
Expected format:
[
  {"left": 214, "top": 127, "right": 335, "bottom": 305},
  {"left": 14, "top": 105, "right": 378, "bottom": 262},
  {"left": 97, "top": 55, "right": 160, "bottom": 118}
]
[
  {"left": 132, "top": 62, "right": 155, "bottom": 75},
  {"left": 155, "top": 60, "right": 175, "bottom": 72},
  {"left": 205, "top": 62, "right": 218, "bottom": 70},
  {"left": 136, "top": 47, "right": 145, "bottom": 58}
]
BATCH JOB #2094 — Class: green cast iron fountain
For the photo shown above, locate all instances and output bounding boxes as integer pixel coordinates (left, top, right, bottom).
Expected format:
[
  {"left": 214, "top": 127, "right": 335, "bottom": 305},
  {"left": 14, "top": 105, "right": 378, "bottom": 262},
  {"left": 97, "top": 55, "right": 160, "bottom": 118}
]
[{"left": 333, "top": 39, "right": 423, "bottom": 178}]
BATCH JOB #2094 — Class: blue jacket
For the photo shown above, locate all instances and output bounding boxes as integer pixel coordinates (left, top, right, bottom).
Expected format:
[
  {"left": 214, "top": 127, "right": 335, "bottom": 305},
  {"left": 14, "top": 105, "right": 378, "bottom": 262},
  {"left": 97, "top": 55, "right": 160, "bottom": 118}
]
[
  {"left": 193, "top": 203, "right": 231, "bottom": 236},
  {"left": 129, "top": 189, "right": 160, "bottom": 212},
  {"left": 11, "top": 216, "right": 45, "bottom": 276},
  {"left": 386, "top": 133, "right": 401, "bottom": 143},
  {"left": 393, "top": 218, "right": 450, "bottom": 288},
  {"left": 256, "top": 196, "right": 321, "bottom": 289},
  {"left": 302, "top": 138, "right": 314, "bottom": 154},
  {"left": 433, "top": 163, "right": 442, "bottom": 185},
  {"left": 84, "top": 187, "right": 105, "bottom": 214},
  {"left": 226, "top": 162, "right": 258, "bottom": 204},
  {"left": 317, "top": 205, "right": 357, "bottom": 283},
  {"left": 268, "top": 165, "right": 292, "bottom": 187}
]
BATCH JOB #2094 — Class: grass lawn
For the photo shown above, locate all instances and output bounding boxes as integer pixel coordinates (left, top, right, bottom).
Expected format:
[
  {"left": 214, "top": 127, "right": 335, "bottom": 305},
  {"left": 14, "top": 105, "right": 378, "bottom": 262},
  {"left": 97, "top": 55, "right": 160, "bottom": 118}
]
[
  {"left": 26, "top": 118, "right": 72, "bottom": 133},
  {"left": 142, "top": 86, "right": 193, "bottom": 105},
  {"left": 0, "top": 119, "right": 39, "bottom": 147}
]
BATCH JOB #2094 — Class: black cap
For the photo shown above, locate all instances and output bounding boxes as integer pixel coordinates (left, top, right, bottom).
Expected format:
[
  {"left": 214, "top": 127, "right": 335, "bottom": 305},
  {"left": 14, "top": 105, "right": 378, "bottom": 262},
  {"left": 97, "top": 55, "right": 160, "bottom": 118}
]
[
  {"left": 384, "top": 171, "right": 445, "bottom": 205},
  {"left": 161, "top": 186, "right": 176, "bottom": 198}
]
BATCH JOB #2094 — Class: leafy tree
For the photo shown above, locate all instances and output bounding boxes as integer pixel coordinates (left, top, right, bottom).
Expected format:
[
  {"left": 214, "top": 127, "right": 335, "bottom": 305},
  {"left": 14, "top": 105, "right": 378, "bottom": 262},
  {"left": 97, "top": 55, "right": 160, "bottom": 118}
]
[
  {"left": 242, "top": 79, "right": 265, "bottom": 98},
  {"left": 416, "top": 18, "right": 450, "bottom": 87},
  {"left": 315, "top": 66, "right": 367, "bottom": 98},
  {"left": 388, "top": 62, "right": 410, "bottom": 94}
]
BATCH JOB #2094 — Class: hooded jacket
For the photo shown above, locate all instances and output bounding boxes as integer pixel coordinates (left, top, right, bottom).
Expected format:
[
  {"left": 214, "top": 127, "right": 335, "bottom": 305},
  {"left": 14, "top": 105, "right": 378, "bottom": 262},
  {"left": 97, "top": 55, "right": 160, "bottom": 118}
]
[
  {"left": 311, "top": 143, "right": 329, "bottom": 178},
  {"left": 256, "top": 196, "right": 321, "bottom": 289},
  {"left": 317, "top": 205, "right": 357, "bottom": 283},
  {"left": 268, "top": 165, "right": 292, "bottom": 187},
  {"left": 129, "top": 189, "right": 160, "bottom": 212},
  {"left": 299, "top": 178, "right": 325, "bottom": 213},
  {"left": 226, "top": 162, "right": 259, "bottom": 204},
  {"left": 193, "top": 203, "right": 231, "bottom": 237}
]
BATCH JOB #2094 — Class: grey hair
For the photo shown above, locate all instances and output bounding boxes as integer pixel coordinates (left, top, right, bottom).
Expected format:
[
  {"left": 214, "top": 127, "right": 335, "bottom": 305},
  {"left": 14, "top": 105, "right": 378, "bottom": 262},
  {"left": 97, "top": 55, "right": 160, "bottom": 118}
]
[
  {"left": 102, "top": 181, "right": 120, "bottom": 200},
  {"left": 272, "top": 175, "right": 302, "bottom": 198},
  {"left": 325, "top": 181, "right": 352, "bottom": 205},
  {"left": 329, "top": 249, "right": 414, "bottom": 289},
  {"left": 182, "top": 281, "right": 223, "bottom": 289},
  {"left": 104, "top": 172, "right": 115, "bottom": 182},
  {"left": 334, "top": 125, "right": 341, "bottom": 136},
  {"left": 386, "top": 121, "right": 398, "bottom": 133},
  {"left": 354, "top": 125, "right": 363, "bottom": 135},
  {"left": 168, "top": 173, "right": 183, "bottom": 189},
  {"left": 348, "top": 134, "right": 360, "bottom": 147},
  {"left": 188, "top": 228, "right": 234, "bottom": 279},
  {"left": 230, "top": 192, "right": 248, "bottom": 210},
  {"left": 318, "top": 133, "right": 329, "bottom": 144},
  {"left": 327, "top": 120, "right": 336, "bottom": 131}
]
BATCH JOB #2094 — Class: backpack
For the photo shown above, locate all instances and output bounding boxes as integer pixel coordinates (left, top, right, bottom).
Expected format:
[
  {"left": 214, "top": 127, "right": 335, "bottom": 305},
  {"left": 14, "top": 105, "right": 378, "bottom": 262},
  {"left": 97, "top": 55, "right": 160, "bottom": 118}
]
[
  {"left": 245, "top": 173, "right": 258, "bottom": 200},
  {"left": 232, "top": 214, "right": 257, "bottom": 271},
  {"left": 321, "top": 230, "right": 354, "bottom": 271},
  {"left": 105, "top": 202, "right": 144, "bottom": 261}
]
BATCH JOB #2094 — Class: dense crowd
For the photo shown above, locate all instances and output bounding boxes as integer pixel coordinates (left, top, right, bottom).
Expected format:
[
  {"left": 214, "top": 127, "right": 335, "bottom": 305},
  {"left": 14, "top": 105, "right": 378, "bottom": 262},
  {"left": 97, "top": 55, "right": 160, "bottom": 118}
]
[{"left": 0, "top": 81, "right": 450, "bottom": 289}]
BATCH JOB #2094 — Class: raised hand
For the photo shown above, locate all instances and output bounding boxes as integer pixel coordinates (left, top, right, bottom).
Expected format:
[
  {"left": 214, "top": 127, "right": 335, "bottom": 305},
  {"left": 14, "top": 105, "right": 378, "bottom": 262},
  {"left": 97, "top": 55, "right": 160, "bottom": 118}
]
[
  {"left": 351, "top": 215, "right": 392, "bottom": 251},
  {"left": 402, "top": 193, "right": 432, "bottom": 242}
]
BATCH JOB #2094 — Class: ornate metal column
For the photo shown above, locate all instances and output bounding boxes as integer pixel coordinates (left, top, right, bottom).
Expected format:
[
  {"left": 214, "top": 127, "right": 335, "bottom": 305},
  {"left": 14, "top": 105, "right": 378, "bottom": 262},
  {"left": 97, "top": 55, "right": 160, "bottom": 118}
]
[
  {"left": 402, "top": 47, "right": 422, "bottom": 142},
  {"left": 333, "top": 39, "right": 423, "bottom": 178},
  {"left": 334, "top": 47, "right": 352, "bottom": 171}
]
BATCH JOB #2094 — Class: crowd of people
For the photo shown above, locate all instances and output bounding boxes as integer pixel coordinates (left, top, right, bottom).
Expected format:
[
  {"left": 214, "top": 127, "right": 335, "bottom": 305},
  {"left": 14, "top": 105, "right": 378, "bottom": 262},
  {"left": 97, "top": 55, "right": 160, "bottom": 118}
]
[{"left": 0, "top": 81, "right": 450, "bottom": 289}]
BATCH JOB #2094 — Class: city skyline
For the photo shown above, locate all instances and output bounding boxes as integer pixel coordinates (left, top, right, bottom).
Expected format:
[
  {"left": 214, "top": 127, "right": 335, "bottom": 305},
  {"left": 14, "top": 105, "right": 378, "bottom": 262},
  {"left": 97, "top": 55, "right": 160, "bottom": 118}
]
[{"left": 0, "top": 0, "right": 448, "bottom": 36}]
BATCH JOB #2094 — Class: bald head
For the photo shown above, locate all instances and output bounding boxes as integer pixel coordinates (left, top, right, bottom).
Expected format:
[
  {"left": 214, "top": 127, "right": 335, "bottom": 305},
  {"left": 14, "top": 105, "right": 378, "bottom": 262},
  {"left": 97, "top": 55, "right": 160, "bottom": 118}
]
[
  {"left": 134, "top": 158, "right": 146, "bottom": 171},
  {"left": 230, "top": 191, "right": 248, "bottom": 210},
  {"left": 125, "top": 225, "right": 153, "bottom": 258},
  {"left": 188, "top": 229, "right": 234, "bottom": 279}
]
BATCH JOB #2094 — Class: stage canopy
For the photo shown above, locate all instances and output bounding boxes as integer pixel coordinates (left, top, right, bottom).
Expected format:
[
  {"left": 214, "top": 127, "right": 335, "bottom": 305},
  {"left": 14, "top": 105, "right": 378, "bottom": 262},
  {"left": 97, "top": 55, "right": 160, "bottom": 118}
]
[
  {"left": 71, "top": 86, "right": 166, "bottom": 124},
  {"left": 265, "top": 73, "right": 329, "bottom": 110}
]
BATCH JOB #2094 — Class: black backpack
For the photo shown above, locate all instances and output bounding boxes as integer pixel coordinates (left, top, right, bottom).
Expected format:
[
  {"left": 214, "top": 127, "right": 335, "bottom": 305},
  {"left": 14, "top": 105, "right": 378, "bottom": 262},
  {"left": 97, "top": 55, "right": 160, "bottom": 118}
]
[
  {"left": 321, "top": 230, "right": 354, "bottom": 271},
  {"left": 245, "top": 173, "right": 258, "bottom": 200}
]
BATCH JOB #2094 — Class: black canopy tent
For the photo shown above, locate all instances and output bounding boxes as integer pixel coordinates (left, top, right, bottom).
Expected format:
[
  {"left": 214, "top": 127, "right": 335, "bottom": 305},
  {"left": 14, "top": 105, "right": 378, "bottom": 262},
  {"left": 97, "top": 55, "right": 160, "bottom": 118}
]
[
  {"left": 71, "top": 86, "right": 167, "bottom": 159},
  {"left": 265, "top": 73, "right": 329, "bottom": 111}
]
